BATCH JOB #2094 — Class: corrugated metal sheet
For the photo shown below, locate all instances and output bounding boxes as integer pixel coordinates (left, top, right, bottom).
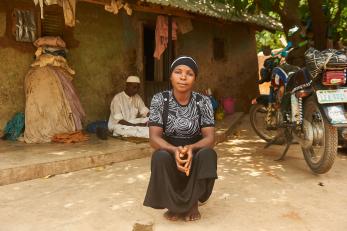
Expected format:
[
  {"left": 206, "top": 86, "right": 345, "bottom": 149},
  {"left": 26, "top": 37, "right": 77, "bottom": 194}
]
[{"left": 141, "top": 0, "right": 282, "bottom": 31}]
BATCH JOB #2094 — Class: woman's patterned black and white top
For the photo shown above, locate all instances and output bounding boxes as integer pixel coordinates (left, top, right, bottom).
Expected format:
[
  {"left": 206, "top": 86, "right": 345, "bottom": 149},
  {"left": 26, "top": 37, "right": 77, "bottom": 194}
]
[{"left": 149, "top": 90, "right": 215, "bottom": 139}]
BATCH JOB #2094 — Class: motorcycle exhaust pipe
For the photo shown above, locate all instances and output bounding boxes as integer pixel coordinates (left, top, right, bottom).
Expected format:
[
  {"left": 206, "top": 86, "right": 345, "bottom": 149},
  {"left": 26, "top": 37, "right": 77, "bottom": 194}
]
[{"left": 292, "top": 120, "right": 314, "bottom": 149}]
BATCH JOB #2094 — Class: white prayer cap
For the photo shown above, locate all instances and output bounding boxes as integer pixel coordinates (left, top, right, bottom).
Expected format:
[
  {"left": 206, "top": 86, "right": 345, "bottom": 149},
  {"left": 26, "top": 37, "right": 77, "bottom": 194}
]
[{"left": 126, "top": 76, "right": 140, "bottom": 83}]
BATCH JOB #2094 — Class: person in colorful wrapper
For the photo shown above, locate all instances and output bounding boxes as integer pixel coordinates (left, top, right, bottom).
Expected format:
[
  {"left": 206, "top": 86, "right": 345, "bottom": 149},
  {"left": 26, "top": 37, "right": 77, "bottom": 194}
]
[
  {"left": 143, "top": 56, "right": 217, "bottom": 221},
  {"left": 107, "top": 76, "right": 149, "bottom": 138}
]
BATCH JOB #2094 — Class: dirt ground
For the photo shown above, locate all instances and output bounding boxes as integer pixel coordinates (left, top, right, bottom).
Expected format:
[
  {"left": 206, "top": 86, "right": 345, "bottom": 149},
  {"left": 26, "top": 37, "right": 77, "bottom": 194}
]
[{"left": 0, "top": 116, "right": 346, "bottom": 231}]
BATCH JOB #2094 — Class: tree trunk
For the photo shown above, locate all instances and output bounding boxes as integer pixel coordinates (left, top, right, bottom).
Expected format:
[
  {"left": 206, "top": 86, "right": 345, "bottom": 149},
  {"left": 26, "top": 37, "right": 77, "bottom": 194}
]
[
  {"left": 274, "top": 0, "right": 306, "bottom": 67},
  {"left": 308, "top": 0, "right": 328, "bottom": 50},
  {"left": 278, "top": 0, "right": 301, "bottom": 36}
]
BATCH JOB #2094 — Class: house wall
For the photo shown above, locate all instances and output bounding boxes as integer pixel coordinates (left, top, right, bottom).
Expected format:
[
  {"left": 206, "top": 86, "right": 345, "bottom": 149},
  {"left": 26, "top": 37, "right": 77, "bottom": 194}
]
[
  {"left": 0, "top": 1, "right": 259, "bottom": 133},
  {"left": 176, "top": 21, "right": 259, "bottom": 112},
  {"left": 0, "top": 1, "right": 34, "bottom": 134},
  {"left": 67, "top": 3, "right": 142, "bottom": 123},
  {"left": 0, "top": 2, "right": 143, "bottom": 132}
]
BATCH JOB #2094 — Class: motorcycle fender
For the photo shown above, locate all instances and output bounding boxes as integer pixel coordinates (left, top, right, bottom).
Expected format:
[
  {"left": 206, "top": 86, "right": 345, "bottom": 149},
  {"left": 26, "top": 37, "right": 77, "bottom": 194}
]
[
  {"left": 320, "top": 104, "right": 347, "bottom": 126},
  {"left": 254, "top": 95, "right": 269, "bottom": 106}
]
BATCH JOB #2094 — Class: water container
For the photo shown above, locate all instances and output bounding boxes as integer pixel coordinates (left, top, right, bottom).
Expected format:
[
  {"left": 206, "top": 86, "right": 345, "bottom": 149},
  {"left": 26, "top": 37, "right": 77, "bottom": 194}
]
[{"left": 222, "top": 97, "right": 235, "bottom": 115}]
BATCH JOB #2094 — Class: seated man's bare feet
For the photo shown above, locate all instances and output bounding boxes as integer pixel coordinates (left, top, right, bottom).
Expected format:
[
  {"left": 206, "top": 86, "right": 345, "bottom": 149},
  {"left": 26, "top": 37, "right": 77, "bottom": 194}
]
[
  {"left": 184, "top": 203, "right": 201, "bottom": 221},
  {"left": 163, "top": 210, "right": 180, "bottom": 221}
]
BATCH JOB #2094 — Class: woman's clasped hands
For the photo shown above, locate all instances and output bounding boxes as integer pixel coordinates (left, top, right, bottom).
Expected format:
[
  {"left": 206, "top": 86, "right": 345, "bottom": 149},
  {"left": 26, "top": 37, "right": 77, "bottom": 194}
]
[{"left": 174, "top": 146, "right": 193, "bottom": 176}]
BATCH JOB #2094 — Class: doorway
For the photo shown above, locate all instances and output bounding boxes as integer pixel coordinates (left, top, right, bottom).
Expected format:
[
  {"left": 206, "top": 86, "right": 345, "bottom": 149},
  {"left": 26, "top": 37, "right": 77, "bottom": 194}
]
[
  {"left": 143, "top": 26, "right": 155, "bottom": 82},
  {"left": 143, "top": 25, "right": 174, "bottom": 106}
]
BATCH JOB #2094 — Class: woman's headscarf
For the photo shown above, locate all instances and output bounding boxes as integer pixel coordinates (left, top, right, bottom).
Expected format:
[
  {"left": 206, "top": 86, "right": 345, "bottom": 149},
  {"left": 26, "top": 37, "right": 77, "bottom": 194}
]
[{"left": 170, "top": 56, "right": 198, "bottom": 76}]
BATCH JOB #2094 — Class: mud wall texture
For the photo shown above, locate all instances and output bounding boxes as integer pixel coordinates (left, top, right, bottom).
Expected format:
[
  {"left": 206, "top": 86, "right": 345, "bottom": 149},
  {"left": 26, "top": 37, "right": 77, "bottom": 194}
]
[
  {"left": 67, "top": 3, "right": 141, "bottom": 123},
  {"left": 176, "top": 21, "right": 259, "bottom": 112},
  {"left": 0, "top": 1, "right": 259, "bottom": 132},
  {"left": 0, "top": 2, "right": 142, "bottom": 131},
  {"left": 0, "top": 1, "right": 34, "bottom": 133}
]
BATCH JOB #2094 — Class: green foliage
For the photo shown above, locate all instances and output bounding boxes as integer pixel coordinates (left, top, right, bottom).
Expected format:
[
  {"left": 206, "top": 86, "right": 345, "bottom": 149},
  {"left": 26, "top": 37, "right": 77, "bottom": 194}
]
[
  {"left": 336, "top": 1, "right": 347, "bottom": 43},
  {"left": 219, "top": 0, "right": 347, "bottom": 46},
  {"left": 257, "top": 0, "right": 278, "bottom": 14},
  {"left": 214, "top": 0, "right": 255, "bottom": 14},
  {"left": 256, "top": 30, "right": 285, "bottom": 52}
]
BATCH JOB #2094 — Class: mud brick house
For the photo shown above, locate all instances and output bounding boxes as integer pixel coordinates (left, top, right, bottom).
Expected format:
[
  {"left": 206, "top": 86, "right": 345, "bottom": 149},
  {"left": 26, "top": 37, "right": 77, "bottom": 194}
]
[{"left": 0, "top": 0, "right": 281, "bottom": 132}]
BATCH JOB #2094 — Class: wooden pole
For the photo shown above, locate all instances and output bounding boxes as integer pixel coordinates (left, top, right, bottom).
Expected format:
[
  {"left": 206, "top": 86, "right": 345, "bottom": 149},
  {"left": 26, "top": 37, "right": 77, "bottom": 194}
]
[{"left": 167, "top": 15, "right": 172, "bottom": 82}]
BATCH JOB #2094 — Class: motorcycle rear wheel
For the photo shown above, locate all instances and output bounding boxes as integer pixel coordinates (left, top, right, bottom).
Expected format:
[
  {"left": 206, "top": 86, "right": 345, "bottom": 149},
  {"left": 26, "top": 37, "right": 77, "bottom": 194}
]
[
  {"left": 249, "top": 103, "right": 283, "bottom": 144},
  {"left": 302, "top": 96, "right": 337, "bottom": 174}
]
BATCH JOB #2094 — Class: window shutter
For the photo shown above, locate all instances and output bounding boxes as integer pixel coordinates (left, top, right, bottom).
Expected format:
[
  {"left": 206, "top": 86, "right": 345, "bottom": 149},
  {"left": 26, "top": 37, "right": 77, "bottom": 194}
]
[{"left": 42, "top": 4, "right": 64, "bottom": 37}]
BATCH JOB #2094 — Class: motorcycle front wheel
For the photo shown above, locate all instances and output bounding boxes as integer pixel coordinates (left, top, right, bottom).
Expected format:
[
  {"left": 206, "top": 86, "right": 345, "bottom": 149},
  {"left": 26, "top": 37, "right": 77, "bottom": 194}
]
[
  {"left": 249, "top": 103, "right": 281, "bottom": 143},
  {"left": 302, "top": 96, "right": 337, "bottom": 174}
]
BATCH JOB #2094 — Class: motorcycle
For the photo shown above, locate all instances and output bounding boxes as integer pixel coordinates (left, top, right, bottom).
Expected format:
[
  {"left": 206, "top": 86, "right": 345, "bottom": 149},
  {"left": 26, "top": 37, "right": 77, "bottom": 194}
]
[{"left": 250, "top": 48, "right": 347, "bottom": 174}]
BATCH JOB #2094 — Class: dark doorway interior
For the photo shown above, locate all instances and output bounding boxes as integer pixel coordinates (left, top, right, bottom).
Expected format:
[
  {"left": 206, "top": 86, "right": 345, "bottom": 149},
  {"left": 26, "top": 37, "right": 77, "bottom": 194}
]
[
  {"left": 143, "top": 24, "right": 174, "bottom": 106},
  {"left": 144, "top": 26, "right": 155, "bottom": 81}
]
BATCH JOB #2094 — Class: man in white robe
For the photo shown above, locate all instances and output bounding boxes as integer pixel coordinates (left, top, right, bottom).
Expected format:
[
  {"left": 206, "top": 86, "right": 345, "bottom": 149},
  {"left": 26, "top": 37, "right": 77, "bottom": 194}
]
[{"left": 108, "top": 76, "right": 149, "bottom": 138}]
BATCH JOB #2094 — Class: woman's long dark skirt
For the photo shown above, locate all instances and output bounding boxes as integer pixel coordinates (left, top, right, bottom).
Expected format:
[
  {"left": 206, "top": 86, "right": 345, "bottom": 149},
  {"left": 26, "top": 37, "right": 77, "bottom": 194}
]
[{"left": 143, "top": 147, "right": 217, "bottom": 214}]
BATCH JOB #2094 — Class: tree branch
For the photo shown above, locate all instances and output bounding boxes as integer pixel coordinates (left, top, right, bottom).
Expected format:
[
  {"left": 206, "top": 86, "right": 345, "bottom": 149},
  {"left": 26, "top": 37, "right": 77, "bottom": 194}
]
[
  {"left": 308, "top": 0, "right": 328, "bottom": 50},
  {"left": 273, "top": 0, "right": 282, "bottom": 16}
]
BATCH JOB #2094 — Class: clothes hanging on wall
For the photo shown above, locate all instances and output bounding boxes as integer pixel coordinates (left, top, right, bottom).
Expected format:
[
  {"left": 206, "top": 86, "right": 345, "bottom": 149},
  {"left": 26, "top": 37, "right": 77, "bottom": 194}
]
[
  {"left": 61, "top": 0, "right": 76, "bottom": 27},
  {"left": 105, "top": 0, "right": 123, "bottom": 15},
  {"left": 33, "top": 0, "right": 76, "bottom": 27},
  {"left": 105, "top": 0, "right": 132, "bottom": 16},
  {"left": 123, "top": 3, "right": 132, "bottom": 16},
  {"left": 33, "top": 0, "right": 58, "bottom": 19},
  {"left": 45, "top": 0, "right": 59, "bottom": 5},
  {"left": 153, "top": 15, "right": 177, "bottom": 60},
  {"left": 33, "top": 0, "right": 44, "bottom": 19}
]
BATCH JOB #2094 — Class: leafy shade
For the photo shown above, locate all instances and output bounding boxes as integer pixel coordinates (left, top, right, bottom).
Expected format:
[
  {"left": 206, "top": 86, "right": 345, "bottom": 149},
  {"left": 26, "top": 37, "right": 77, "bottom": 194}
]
[
  {"left": 256, "top": 30, "right": 284, "bottom": 52},
  {"left": 216, "top": 0, "right": 347, "bottom": 49}
]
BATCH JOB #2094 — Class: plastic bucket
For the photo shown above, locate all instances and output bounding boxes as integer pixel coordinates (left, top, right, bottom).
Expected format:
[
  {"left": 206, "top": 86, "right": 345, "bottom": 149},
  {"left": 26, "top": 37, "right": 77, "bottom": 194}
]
[{"left": 222, "top": 97, "right": 235, "bottom": 115}]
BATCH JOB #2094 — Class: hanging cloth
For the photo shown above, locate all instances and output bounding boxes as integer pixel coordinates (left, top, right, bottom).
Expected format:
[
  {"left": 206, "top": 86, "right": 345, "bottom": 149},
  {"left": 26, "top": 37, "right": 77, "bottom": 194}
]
[
  {"left": 61, "top": 0, "right": 76, "bottom": 27},
  {"left": 33, "top": 0, "right": 44, "bottom": 19},
  {"left": 33, "top": 0, "right": 59, "bottom": 19},
  {"left": 105, "top": 0, "right": 132, "bottom": 16},
  {"left": 32, "top": 0, "right": 76, "bottom": 27},
  {"left": 153, "top": 15, "right": 177, "bottom": 60},
  {"left": 105, "top": 0, "right": 123, "bottom": 15}
]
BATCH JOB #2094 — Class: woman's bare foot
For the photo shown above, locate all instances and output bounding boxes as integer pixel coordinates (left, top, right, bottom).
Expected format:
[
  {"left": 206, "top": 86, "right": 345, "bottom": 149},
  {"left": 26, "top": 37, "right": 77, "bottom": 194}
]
[
  {"left": 184, "top": 203, "right": 201, "bottom": 221},
  {"left": 163, "top": 210, "right": 180, "bottom": 221}
]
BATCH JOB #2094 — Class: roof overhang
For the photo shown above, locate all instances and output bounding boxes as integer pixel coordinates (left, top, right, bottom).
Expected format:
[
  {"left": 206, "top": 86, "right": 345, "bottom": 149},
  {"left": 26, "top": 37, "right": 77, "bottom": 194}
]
[
  {"left": 139, "top": 0, "right": 282, "bottom": 31},
  {"left": 79, "top": 0, "right": 283, "bottom": 31}
]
